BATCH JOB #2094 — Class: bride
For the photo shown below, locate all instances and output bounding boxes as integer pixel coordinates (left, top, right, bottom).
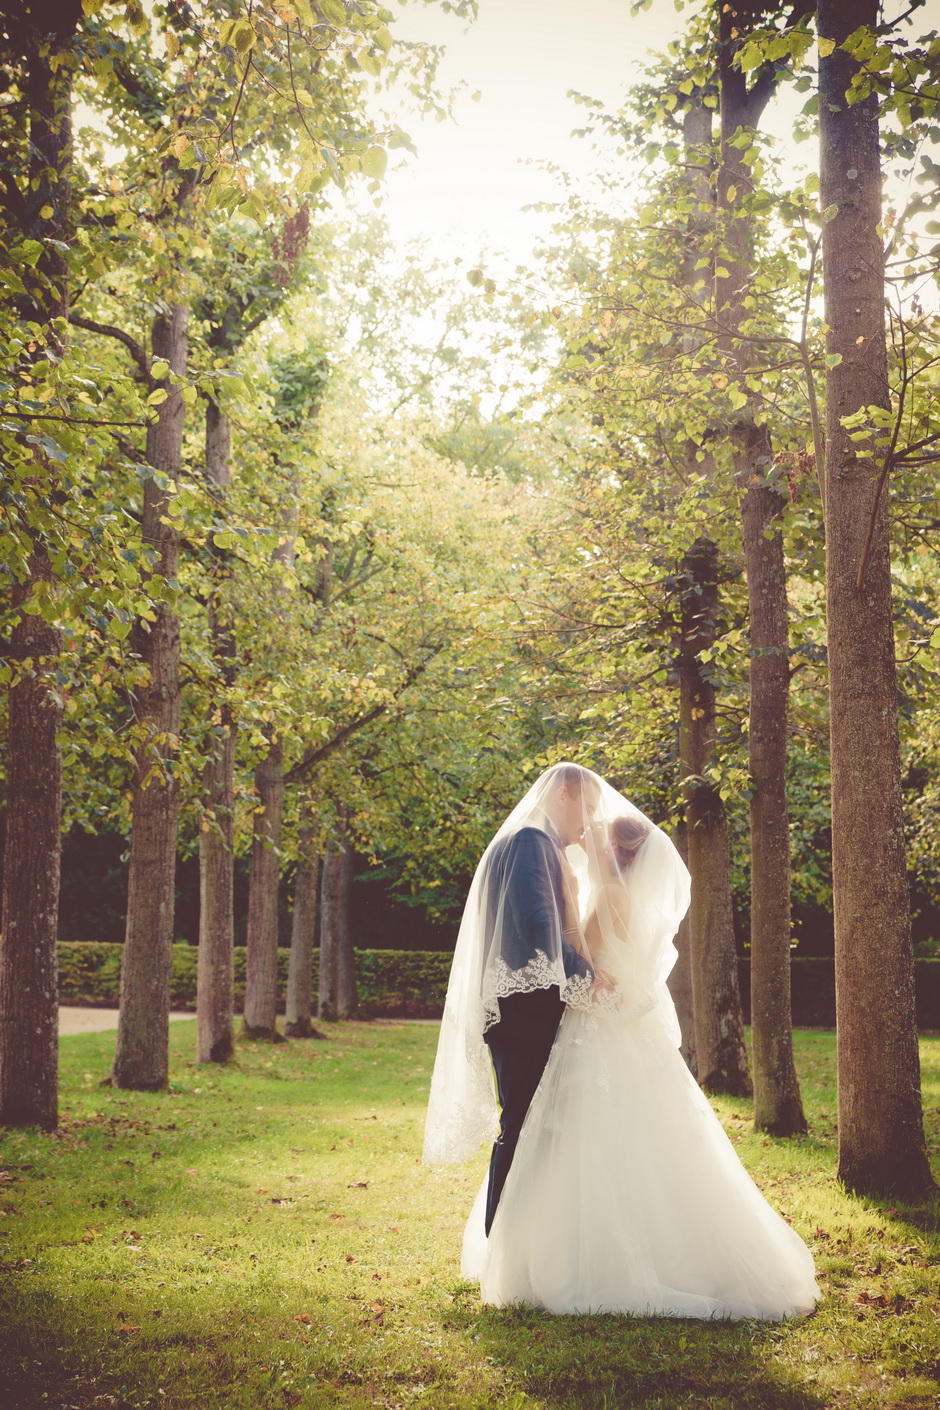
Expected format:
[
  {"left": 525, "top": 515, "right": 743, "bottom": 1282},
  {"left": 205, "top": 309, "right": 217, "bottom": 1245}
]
[{"left": 424, "top": 765, "right": 819, "bottom": 1320}]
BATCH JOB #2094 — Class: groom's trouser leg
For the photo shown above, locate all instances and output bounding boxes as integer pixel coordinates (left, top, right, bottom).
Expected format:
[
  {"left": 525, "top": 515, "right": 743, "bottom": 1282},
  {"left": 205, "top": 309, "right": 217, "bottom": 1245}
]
[{"left": 483, "top": 993, "right": 561, "bottom": 1235}]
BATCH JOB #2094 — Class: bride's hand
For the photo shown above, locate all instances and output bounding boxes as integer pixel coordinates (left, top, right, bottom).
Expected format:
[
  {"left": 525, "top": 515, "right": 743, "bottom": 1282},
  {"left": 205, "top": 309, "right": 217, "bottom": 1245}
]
[{"left": 590, "top": 966, "right": 618, "bottom": 1000}]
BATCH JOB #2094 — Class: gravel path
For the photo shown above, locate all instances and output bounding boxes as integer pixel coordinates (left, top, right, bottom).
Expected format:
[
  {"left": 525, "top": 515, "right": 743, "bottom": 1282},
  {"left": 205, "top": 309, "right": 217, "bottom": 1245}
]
[
  {"left": 59, "top": 1006, "right": 192, "bottom": 1036},
  {"left": 58, "top": 1008, "right": 437, "bottom": 1035}
]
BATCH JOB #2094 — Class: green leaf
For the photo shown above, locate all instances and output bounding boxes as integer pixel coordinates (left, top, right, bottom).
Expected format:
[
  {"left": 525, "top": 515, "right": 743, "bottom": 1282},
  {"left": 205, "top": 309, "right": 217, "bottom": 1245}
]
[
  {"left": 244, "top": 190, "right": 267, "bottom": 225},
  {"left": 360, "top": 146, "right": 387, "bottom": 179},
  {"left": 818, "top": 36, "right": 837, "bottom": 57},
  {"left": 231, "top": 19, "right": 256, "bottom": 52},
  {"left": 318, "top": 0, "right": 346, "bottom": 24},
  {"left": 147, "top": 388, "right": 168, "bottom": 406},
  {"left": 151, "top": 360, "right": 170, "bottom": 380},
  {"left": 824, "top": 353, "right": 843, "bottom": 368}
]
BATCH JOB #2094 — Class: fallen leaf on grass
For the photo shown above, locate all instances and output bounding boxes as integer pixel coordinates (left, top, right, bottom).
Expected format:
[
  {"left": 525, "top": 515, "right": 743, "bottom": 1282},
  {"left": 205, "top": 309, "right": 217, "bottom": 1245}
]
[
  {"left": 293, "top": 1313, "right": 313, "bottom": 1325},
  {"left": 855, "top": 1291, "right": 888, "bottom": 1307},
  {"left": 344, "top": 1254, "right": 356, "bottom": 1263},
  {"left": 118, "top": 1325, "right": 141, "bottom": 1335},
  {"left": 348, "top": 1181, "right": 368, "bottom": 1190},
  {"left": 283, "top": 1393, "right": 302, "bottom": 1407}
]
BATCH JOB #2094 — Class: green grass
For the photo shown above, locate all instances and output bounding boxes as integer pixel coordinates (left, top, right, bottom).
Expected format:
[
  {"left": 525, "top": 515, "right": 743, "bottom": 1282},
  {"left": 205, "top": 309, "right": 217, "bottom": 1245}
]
[{"left": 1, "top": 1024, "right": 939, "bottom": 1410}]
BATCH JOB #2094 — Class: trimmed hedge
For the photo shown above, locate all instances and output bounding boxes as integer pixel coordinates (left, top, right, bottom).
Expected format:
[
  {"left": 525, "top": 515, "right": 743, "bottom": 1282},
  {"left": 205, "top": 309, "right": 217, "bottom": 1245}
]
[
  {"left": 737, "top": 957, "right": 940, "bottom": 1030},
  {"left": 57, "top": 943, "right": 452, "bottom": 1018},
  {"left": 56, "top": 944, "right": 940, "bottom": 1028}
]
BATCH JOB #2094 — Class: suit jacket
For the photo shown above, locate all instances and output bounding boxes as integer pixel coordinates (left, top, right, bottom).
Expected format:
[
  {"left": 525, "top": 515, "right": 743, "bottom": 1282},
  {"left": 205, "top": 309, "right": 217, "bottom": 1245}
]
[{"left": 480, "top": 824, "right": 593, "bottom": 1046}]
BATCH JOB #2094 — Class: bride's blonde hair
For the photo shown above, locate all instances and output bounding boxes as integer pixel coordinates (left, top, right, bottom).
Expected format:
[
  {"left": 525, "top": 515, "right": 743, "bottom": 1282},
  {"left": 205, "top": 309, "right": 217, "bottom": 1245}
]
[{"left": 610, "top": 815, "right": 650, "bottom": 872}]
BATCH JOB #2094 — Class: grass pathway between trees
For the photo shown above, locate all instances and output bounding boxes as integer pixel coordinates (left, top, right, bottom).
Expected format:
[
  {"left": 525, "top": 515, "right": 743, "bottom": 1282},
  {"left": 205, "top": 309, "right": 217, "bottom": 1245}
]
[{"left": 1, "top": 1024, "right": 939, "bottom": 1410}]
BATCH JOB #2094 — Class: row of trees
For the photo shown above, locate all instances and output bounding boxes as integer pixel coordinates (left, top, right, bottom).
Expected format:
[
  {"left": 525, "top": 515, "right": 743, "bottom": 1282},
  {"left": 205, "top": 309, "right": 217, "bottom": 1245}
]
[
  {"left": 0, "top": 0, "right": 526, "bottom": 1111},
  {"left": 1, "top": 0, "right": 939, "bottom": 1201},
  {"left": 485, "top": 0, "right": 939, "bottom": 1196}
]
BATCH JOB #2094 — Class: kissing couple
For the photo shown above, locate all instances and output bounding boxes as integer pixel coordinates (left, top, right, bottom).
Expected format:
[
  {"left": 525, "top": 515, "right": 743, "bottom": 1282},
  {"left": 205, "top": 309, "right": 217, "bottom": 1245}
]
[{"left": 424, "top": 763, "right": 819, "bottom": 1320}]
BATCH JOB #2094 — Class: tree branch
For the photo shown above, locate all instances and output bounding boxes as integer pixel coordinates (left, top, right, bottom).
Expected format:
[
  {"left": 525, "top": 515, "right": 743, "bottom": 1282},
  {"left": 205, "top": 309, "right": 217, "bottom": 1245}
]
[
  {"left": 282, "top": 654, "right": 438, "bottom": 785},
  {"left": 68, "top": 313, "right": 152, "bottom": 385}
]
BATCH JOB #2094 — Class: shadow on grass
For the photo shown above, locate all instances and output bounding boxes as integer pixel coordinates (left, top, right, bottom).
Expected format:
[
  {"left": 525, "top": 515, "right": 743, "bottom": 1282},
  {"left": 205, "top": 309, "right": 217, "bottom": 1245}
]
[{"left": 465, "top": 1302, "right": 828, "bottom": 1410}]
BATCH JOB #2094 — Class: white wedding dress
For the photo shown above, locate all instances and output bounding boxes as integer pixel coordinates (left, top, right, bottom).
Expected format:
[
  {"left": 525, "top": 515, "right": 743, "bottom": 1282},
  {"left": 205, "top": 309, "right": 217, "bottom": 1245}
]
[
  {"left": 461, "top": 900, "right": 820, "bottom": 1321},
  {"left": 424, "top": 766, "right": 819, "bottom": 1322}
]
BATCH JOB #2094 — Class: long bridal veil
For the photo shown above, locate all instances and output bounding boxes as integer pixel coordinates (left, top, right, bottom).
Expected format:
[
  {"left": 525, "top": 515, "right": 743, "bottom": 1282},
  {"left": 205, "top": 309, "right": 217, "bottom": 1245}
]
[
  {"left": 450, "top": 772, "right": 819, "bottom": 1321},
  {"left": 423, "top": 764, "right": 690, "bottom": 1166}
]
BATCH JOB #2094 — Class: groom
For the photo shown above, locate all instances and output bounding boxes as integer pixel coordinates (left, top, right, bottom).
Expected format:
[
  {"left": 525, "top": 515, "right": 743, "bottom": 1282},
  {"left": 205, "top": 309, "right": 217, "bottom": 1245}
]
[{"left": 481, "top": 764, "right": 601, "bottom": 1233}]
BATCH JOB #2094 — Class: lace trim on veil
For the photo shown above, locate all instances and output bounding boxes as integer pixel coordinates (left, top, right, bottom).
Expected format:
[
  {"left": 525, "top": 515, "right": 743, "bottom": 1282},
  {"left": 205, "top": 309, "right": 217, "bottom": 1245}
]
[{"left": 481, "top": 952, "right": 596, "bottom": 1032}]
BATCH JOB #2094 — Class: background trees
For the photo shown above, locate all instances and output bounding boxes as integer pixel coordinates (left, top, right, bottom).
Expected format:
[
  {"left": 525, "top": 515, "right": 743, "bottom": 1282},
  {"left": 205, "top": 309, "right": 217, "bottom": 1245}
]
[{"left": 1, "top": 0, "right": 939, "bottom": 1200}]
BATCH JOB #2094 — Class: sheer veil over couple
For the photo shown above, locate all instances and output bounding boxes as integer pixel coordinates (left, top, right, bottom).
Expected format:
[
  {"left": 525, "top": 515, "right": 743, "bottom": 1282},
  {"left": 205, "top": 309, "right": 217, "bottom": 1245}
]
[{"left": 424, "top": 764, "right": 819, "bottom": 1320}]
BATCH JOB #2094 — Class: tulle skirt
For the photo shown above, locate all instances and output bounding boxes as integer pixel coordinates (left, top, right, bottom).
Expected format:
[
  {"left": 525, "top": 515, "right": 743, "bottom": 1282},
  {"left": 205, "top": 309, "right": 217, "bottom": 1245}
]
[{"left": 461, "top": 1005, "right": 819, "bottom": 1320}]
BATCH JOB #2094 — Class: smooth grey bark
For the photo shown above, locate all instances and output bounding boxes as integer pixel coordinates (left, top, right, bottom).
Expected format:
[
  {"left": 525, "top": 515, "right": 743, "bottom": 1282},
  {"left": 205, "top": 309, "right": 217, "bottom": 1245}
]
[
  {"left": 818, "top": 0, "right": 934, "bottom": 1197},
  {"left": 111, "top": 302, "right": 188, "bottom": 1091},
  {"left": 197, "top": 398, "right": 235, "bottom": 1064}
]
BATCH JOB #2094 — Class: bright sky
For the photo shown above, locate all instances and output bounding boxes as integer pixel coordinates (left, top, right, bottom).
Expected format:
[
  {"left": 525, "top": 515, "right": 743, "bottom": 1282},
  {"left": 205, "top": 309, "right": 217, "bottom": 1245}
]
[{"left": 372, "top": 0, "right": 808, "bottom": 266}]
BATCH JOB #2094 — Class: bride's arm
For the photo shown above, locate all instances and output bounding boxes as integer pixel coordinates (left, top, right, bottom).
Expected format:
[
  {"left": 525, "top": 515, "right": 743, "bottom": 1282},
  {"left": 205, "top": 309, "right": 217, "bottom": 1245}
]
[
  {"left": 559, "top": 854, "right": 593, "bottom": 965},
  {"left": 584, "top": 884, "right": 631, "bottom": 954}
]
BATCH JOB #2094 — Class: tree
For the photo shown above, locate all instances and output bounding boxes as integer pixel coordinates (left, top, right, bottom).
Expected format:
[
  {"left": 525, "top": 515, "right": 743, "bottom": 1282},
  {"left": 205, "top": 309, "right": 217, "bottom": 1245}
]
[
  {"left": 197, "top": 393, "right": 237, "bottom": 1064},
  {"left": 716, "top": 0, "right": 807, "bottom": 1132},
  {"left": 285, "top": 808, "right": 322, "bottom": 1038},
  {"left": 0, "top": 0, "right": 83, "bottom": 1128},
  {"left": 818, "top": 0, "right": 935, "bottom": 1196},
  {"left": 318, "top": 823, "right": 342, "bottom": 1023}
]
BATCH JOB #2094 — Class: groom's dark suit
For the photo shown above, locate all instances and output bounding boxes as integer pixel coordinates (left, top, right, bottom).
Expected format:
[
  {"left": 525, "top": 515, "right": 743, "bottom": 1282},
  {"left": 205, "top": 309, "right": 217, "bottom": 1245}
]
[{"left": 481, "top": 823, "right": 593, "bottom": 1234}]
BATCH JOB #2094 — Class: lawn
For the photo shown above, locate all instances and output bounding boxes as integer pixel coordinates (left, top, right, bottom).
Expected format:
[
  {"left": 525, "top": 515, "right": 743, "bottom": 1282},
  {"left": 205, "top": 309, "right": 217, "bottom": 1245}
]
[{"left": 1, "top": 1023, "right": 939, "bottom": 1410}]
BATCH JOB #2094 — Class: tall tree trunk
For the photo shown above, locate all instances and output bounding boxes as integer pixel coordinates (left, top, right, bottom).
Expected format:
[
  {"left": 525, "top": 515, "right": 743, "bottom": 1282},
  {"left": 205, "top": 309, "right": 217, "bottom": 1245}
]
[
  {"left": 318, "top": 808, "right": 352, "bottom": 1025},
  {"left": 679, "top": 537, "right": 751, "bottom": 1096},
  {"left": 0, "top": 8, "right": 78, "bottom": 1128},
  {"left": 335, "top": 816, "right": 357, "bottom": 1020},
  {"left": 197, "top": 398, "right": 235, "bottom": 1063},
  {"left": 672, "top": 93, "right": 748, "bottom": 1096},
  {"left": 285, "top": 820, "right": 322, "bottom": 1038},
  {"left": 243, "top": 739, "right": 285, "bottom": 1038},
  {"left": 242, "top": 471, "right": 297, "bottom": 1038},
  {"left": 739, "top": 448, "right": 805, "bottom": 1131},
  {"left": 318, "top": 836, "right": 340, "bottom": 1023},
  {"left": 818, "top": 0, "right": 934, "bottom": 1197},
  {"left": 111, "top": 304, "right": 188, "bottom": 1091},
  {"left": 667, "top": 823, "right": 697, "bottom": 1075},
  {"left": 716, "top": 11, "right": 806, "bottom": 1135}
]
